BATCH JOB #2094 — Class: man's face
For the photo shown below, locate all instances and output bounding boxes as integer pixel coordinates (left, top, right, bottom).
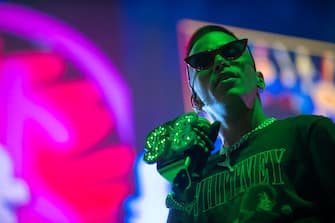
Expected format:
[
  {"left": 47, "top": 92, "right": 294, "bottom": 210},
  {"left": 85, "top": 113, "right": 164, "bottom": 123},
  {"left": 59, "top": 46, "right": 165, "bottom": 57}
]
[{"left": 188, "top": 31, "right": 261, "bottom": 113}]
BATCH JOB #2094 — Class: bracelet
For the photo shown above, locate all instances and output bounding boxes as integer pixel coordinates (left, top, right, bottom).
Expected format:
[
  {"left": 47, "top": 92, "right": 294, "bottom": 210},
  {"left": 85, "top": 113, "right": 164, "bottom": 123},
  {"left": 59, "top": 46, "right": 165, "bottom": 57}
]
[{"left": 165, "top": 192, "right": 196, "bottom": 214}]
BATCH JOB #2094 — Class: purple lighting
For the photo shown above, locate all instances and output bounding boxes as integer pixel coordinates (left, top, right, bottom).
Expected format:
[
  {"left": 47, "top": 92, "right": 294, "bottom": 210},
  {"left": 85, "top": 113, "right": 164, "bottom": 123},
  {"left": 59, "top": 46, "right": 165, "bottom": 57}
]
[{"left": 0, "top": 3, "right": 134, "bottom": 144}]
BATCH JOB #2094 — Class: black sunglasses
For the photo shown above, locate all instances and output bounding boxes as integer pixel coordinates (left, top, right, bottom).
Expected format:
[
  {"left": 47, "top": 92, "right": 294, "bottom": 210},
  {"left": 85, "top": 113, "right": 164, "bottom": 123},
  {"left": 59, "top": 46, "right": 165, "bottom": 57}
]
[{"left": 184, "top": 38, "right": 248, "bottom": 71}]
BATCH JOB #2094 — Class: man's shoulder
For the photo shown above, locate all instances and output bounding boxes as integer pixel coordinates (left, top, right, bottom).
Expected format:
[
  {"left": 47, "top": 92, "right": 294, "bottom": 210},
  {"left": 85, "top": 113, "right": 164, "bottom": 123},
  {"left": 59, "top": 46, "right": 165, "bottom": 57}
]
[
  {"left": 279, "top": 114, "right": 329, "bottom": 125},
  {"left": 276, "top": 115, "right": 334, "bottom": 134}
]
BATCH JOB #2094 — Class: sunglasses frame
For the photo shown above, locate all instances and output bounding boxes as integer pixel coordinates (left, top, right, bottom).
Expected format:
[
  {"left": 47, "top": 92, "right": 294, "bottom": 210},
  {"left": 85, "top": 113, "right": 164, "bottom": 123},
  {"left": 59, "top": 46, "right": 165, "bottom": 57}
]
[{"left": 184, "top": 38, "right": 248, "bottom": 71}]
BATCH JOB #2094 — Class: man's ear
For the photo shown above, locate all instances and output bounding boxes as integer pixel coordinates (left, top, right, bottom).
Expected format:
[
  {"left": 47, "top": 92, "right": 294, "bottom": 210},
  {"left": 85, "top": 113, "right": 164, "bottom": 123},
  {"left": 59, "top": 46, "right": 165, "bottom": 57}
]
[{"left": 256, "top": 71, "right": 265, "bottom": 90}]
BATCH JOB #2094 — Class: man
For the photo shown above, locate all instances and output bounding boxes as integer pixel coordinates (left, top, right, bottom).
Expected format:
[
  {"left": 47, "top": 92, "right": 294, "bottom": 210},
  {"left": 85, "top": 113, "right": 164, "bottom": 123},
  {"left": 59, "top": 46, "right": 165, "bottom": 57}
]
[{"left": 145, "top": 25, "right": 335, "bottom": 223}]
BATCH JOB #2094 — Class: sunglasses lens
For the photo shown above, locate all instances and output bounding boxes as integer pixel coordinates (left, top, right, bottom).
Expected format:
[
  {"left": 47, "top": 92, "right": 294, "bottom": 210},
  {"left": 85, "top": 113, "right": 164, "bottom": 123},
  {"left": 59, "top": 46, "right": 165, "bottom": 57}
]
[
  {"left": 187, "top": 53, "right": 213, "bottom": 70},
  {"left": 185, "top": 39, "right": 248, "bottom": 70},
  {"left": 222, "top": 40, "right": 246, "bottom": 60}
]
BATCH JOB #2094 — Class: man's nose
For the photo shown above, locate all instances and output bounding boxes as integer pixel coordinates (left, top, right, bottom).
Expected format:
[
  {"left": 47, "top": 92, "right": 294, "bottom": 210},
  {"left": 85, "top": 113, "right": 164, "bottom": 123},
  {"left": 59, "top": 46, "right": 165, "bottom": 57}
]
[{"left": 213, "top": 55, "right": 229, "bottom": 74}]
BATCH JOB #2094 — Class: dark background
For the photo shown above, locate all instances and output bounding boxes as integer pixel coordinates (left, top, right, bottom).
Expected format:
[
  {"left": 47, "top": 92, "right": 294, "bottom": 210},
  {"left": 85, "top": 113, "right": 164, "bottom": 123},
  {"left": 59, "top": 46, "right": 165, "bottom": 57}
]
[{"left": 4, "top": 0, "right": 335, "bottom": 152}]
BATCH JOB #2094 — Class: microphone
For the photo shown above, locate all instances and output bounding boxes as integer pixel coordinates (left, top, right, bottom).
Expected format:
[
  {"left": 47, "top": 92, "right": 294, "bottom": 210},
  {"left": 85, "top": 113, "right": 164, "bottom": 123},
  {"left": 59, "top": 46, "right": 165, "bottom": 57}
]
[
  {"left": 144, "top": 112, "right": 220, "bottom": 183},
  {"left": 156, "top": 118, "right": 220, "bottom": 184}
]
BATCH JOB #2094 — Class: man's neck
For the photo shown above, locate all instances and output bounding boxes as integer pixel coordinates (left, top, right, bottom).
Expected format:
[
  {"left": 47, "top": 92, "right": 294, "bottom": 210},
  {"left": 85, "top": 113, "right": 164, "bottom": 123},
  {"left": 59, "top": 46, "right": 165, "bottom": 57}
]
[{"left": 219, "top": 96, "right": 268, "bottom": 147}]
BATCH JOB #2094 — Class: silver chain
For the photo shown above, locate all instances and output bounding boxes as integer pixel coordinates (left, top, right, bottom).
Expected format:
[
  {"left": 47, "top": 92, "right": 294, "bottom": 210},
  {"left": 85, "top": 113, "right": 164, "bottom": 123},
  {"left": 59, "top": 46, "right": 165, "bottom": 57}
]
[{"left": 218, "top": 117, "right": 276, "bottom": 171}]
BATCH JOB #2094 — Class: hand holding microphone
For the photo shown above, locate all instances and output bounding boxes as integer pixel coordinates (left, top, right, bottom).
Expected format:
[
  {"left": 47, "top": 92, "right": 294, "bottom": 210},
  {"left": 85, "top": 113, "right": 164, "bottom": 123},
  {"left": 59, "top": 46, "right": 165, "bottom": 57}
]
[
  {"left": 172, "top": 119, "right": 220, "bottom": 196},
  {"left": 143, "top": 112, "right": 220, "bottom": 193}
]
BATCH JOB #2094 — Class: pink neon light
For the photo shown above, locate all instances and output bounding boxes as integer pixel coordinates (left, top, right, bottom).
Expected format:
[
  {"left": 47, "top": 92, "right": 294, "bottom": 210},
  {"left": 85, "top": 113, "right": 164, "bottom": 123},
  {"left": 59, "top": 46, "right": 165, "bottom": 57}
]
[
  {"left": 2, "top": 55, "right": 69, "bottom": 145},
  {"left": 0, "top": 3, "right": 135, "bottom": 222},
  {"left": 0, "top": 3, "right": 134, "bottom": 144}
]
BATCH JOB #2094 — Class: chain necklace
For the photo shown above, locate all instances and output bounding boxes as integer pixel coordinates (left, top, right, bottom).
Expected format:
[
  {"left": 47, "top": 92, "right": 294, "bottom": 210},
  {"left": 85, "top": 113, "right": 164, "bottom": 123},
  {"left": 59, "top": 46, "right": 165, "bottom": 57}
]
[{"left": 218, "top": 117, "right": 276, "bottom": 171}]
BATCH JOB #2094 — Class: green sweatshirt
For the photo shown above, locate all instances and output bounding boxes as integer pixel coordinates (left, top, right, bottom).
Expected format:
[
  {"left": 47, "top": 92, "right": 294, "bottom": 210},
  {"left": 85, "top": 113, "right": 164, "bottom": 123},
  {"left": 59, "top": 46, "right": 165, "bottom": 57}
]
[{"left": 167, "top": 115, "right": 335, "bottom": 223}]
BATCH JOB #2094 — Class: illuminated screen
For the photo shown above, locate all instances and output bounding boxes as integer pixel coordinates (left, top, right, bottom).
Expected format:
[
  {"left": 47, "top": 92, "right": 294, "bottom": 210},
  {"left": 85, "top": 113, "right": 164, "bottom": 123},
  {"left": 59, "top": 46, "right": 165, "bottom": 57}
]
[
  {"left": 177, "top": 19, "right": 335, "bottom": 120},
  {"left": 1, "top": 6, "right": 334, "bottom": 222}
]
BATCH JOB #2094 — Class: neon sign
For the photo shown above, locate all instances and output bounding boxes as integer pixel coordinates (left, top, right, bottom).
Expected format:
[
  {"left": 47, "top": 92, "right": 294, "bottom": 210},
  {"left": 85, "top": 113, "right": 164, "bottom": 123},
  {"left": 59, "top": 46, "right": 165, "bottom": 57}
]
[{"left": 0, "top": 3, "right": 135, "bottom": 222}]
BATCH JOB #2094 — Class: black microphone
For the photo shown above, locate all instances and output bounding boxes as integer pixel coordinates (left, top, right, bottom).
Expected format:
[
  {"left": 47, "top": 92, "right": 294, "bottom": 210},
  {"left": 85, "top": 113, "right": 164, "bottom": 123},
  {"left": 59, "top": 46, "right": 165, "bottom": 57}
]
[{"left": 160, "top": 121, "right": 221, "bottom": 192}]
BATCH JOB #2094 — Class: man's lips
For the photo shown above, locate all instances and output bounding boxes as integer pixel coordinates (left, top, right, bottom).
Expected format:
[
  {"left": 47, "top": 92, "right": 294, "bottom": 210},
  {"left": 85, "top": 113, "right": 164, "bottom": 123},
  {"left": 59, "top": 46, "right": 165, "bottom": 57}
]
[{"left": 214, "top": 72, "right": 239, "bottom": 88}]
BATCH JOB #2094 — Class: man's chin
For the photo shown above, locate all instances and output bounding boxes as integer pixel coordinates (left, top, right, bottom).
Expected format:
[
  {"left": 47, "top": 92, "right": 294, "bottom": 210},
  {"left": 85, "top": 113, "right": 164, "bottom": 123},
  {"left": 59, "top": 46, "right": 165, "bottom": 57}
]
[{"left": 215, "top": 88, "right": 242, "bottom": 102}]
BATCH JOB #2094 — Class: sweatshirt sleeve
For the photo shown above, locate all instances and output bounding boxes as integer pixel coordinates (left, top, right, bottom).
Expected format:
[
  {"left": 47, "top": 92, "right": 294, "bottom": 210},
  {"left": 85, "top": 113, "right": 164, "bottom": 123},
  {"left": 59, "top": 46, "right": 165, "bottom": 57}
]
[
  {"left": 308, "top": 116, "right": 335, "bottom": 206},
  {"left": 166, "top": 209, "right": 193, "bottom": 223}
]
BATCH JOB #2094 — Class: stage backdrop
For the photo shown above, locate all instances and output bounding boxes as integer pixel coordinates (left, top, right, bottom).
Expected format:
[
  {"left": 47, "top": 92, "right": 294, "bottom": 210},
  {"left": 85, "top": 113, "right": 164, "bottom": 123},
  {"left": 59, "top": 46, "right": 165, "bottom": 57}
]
[
  {"left": 131, "top": 19, "right": 335, "bottom": 223},
  {"left": 0, "top": 2, "right": 335, "bottom": 223},
  {"left": 0, "top": 3, "right": 135, "bottom": 223},
  {"left": 177, "top": 19, "right": 335, "bottom": 120}
]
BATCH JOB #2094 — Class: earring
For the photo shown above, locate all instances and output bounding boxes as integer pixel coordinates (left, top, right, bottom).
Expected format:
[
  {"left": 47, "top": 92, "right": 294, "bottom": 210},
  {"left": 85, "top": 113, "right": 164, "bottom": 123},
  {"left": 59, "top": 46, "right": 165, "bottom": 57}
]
[
  {"left": 191, "top": 94, "right": 204, "bottom": 113},
  {"left": 256, "top": 72, "right": 265, "bottom": 91}
]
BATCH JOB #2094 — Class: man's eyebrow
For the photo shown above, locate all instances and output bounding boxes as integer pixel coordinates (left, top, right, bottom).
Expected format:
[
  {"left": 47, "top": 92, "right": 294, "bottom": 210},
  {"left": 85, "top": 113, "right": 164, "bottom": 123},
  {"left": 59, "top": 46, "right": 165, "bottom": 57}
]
[{"left": 191, "top": 45, "right": 219, "bottom": 55}]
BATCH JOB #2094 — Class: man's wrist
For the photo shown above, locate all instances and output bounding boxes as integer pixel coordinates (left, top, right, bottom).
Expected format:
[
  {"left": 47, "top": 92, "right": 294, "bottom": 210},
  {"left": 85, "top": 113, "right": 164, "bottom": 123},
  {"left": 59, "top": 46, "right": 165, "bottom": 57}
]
[{"left": 165, "top": 192, "right": 196, "bottom": 214}]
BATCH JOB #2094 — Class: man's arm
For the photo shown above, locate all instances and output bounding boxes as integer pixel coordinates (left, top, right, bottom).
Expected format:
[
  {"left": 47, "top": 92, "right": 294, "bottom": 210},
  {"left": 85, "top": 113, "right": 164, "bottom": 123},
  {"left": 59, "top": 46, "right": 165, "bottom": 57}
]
[
  {"left": 308, "top": 116, "right": 335, "bottom": 221},
  {"left": 165, "top": 180, "right": 196, "bottom": 223},
  {"left": 309, "top": 117, "right": 335, "bottom": 201}
]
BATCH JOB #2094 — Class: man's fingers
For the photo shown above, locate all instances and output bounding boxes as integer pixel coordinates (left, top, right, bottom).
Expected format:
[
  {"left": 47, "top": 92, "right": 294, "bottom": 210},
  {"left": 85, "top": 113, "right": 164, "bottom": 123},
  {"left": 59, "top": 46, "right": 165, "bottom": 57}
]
[
  {"left": 209, "top": 121, "right": 221, "bottom": 142},
  {"left": 192, "top": 121, "right": 220, "bottom": 149}
]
